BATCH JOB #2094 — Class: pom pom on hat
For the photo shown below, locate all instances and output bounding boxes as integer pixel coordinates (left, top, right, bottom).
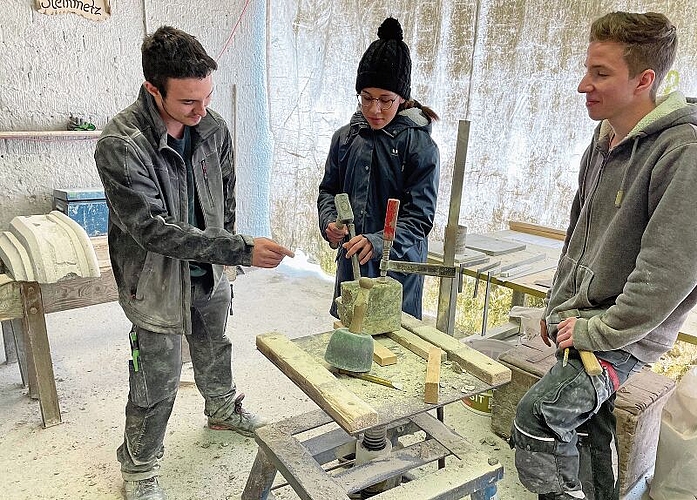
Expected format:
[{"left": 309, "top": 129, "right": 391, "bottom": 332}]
[
  {"left": 356, "top": 17, "right": 411, "bottom": 99},
  {"left": 377, "top": 17, "right": 403, "bottom": 41}
]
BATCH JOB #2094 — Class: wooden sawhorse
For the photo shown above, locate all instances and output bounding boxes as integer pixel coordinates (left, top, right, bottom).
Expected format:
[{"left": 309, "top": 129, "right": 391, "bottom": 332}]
[{"left": 242, "top": 409, "right": 502, "bottom": 500}]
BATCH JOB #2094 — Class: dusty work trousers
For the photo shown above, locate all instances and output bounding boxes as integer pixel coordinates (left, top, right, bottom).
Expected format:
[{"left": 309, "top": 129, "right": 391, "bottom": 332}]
[
  {"left": 117, "top": 274, "right": 237, "bottom": 481},
  {"left": 511, "top": 349, "right": 642, "bottom": 499}
]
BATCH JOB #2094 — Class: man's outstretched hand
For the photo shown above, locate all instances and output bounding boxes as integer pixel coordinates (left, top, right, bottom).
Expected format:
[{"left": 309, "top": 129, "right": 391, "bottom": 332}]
[{"left": 251, "top": 237, "right": 295, "bottom": 268}]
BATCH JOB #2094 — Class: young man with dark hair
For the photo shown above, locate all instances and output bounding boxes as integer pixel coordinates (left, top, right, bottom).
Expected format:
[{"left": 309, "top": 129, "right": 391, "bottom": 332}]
[
  {"left": 95, "top": 26, "right": 293, "bottom": 500},
  {"left": 511, "top": 11, "right": 697, "bottom": 500}
]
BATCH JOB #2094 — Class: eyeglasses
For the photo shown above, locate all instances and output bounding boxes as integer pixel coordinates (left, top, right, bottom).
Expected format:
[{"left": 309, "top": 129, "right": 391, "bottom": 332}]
[{"left": 357, "top": 93, "right": 398, "bottom": 111}]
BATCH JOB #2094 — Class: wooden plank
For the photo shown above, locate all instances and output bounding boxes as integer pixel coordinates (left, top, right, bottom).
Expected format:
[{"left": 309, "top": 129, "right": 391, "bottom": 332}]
[
  {"left": 409, "top": 412, "right": 474, "bottom": 460},
  {"left": 0, "top": 279, "right": 23, "bottom": 321},
  {"left": 19, "top": 282, "right": 61, "bottom": 427},
  {"left": 240, "top": 448, "right": 279, "bottom": 500},
  {"left": 401, "top": 315, "right": 511, "bottom": 386},
  {"left": 372, "top": 340, "right": 397, "bottom": 366},
  {"left": 256, "top": 332, "right": 379, "bottom": 433},
  {"left": 2, "top": 319, "right": 18, "bottom": 363},
  {"left": 465, "top": 234, "right": 526, "bottom": 256},
  {"left": 89, "top": 236, "right": 110, "bottom": 262},
  {"left": 0, "top": 130, "right": 102, "bottom": 140},
  {"left": 368, "top": 453, "right": 502, "bottom": 500},
  {"left": 508, "top": 220, "right": 566, "bottom": 241},
  {"left": 387, "top": 328, "right": 446, "bottom": 362},
  {"left": 334, "top": 439, "right": 449, "bottom": 493},
  {"left": 255, "top": 424, "right": 351, "bottom": 500},
  {"left": 424, "top": 347, "right": 441, "bottom": 404},
  {"left": 41, "top": 266, "right": 118, "bottom": 314}
]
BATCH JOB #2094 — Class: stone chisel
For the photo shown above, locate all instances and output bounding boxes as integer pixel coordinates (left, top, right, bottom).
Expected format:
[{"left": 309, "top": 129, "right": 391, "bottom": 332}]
[
  {"left": 336, "top": 369, "right": 404, "bottom": 391},
  {"left": 379, "top": 198, "right": 400, "bottom": 282}
]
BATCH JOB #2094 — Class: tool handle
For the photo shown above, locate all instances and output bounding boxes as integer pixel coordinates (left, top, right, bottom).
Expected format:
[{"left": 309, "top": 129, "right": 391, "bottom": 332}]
[
  {"left": 579, "top": 350, "right": 603, "bottom": 376},
  {"left": 329, "top": 217, "right": 345, "bottom": 249},
  {"left": 349, "top": 277, "right": 374, "bottom": 334},
  {"left": 383, "top": 198, "right": 400, "bottom": 242}
]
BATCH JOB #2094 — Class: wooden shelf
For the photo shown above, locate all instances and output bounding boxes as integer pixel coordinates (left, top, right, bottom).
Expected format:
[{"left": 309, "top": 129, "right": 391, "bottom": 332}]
[{"left": 0, "top": 130, "right": 102, "bottom": 140}]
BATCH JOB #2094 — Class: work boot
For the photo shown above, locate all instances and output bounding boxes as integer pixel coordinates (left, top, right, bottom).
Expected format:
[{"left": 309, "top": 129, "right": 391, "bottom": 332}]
[
  {"left": 123, "top": 477, "right": 167, "bottom": 500},
  {"left": 207, "top": 393, "right": 267, "bottom": 437}
]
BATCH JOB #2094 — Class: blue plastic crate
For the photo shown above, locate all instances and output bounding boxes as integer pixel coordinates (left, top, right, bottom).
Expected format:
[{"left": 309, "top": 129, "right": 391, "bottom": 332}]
[{"left": 53, "top": 188, "right": 108, "bottom": 236}]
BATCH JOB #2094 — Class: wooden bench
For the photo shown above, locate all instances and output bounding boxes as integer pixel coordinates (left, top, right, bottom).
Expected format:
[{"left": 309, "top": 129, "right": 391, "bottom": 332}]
[
  {"left": 0, "top": 237, "right": 117, "bottom": 427},
  {"left": 490, "top": 337, "right": 676, "bottom": 495}
]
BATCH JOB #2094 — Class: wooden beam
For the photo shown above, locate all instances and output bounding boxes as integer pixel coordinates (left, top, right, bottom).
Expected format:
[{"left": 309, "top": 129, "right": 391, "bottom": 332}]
[
  {"left": 372, "top": 340, "right": 397, "bottom": 366},
  {"left": 254, "top": 424, "right": 352, "bottom": 500},
  {"left": 256, "top": 332, "right": 379, "bottom": 433},
  {"left": 40, "top": 266, "right": 118, "bottom": 314},
  {"left": 402, "top": 314, "right": 511, "bottom": 386},
  {"left": 387, "top": 328, "right": 446, "bottom": 362},
  {"left": 508, "top": 220, "right": 566, "bottom": 241},
  {"left": 367, "top": 452, "right": 502, "bottom": 500},
  {"left": 0, "top": 278, "right": 23, "bottom": 321},
  {"left": 19, "top": 282, "right": 61, "bottom": 427},
  {"left": 424, "top": 347, "right": 441, "bottom": 404}
]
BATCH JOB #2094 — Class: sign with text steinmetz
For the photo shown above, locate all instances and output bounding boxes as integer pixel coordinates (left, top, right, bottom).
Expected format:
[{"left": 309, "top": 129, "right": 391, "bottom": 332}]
[{"left": 35, "top": 0, "right": 111, "bottom": 22}]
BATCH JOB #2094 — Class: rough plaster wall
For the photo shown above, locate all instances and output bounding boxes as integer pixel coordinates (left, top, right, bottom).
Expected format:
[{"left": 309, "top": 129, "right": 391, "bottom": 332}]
[
  {"left": 267, "top": 0, "right": 697, "bottom": 263},
  {"left": 0, "top": 0, "right": 143, "bottom": 229},
  {"left": 267, "top": 0, "right": 479, "bottom": 256},
  {"left": 142, "top": 0, "right": 271, "bottom": 236},
  {"left": 0, "top": 0, "right": 270, "bottom": 236}
]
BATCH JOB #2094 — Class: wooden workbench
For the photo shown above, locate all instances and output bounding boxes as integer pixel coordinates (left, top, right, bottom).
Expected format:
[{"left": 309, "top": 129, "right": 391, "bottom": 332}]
[
  {"left": 0, "top": 237, "right": 117, "bottom": 427},
  {"left": 243, "top": 318, "right": 511, "bottom": 499},
  {"left": 429, "top": 224, "right": 697, "bottom": 346}
]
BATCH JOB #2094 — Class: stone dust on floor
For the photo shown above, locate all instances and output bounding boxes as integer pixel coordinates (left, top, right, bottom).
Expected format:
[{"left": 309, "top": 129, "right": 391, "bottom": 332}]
[{"left": 0, "top": 252, "right": 570, "bottom": 499}]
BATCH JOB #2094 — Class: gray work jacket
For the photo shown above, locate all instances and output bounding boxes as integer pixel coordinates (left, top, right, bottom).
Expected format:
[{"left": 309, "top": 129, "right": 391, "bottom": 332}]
[{"left": 95, "top": 85, "right": 254, "bottom": 334}]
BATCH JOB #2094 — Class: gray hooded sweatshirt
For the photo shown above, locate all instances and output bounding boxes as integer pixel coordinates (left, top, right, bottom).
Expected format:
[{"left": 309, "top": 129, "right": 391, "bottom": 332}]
[{"left": 546, "top": 92, "right": 697, "bottom": 363}]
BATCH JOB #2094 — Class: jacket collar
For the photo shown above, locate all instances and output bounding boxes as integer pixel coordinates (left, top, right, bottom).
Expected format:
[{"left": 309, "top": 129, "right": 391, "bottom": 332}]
[
  {"left": 136, "top": 84, "right": 221, "bottom": 149},
  {"left": 350, "top": 107, "right": 431, "bottom": 136}
]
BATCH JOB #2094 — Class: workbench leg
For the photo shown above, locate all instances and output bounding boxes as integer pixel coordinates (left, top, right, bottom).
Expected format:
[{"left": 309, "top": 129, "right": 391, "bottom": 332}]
[
  {"left": 437, "top": 406, "right": 446, "bottom": 470},
  {"left": 510, "top": 290, "right": 525, "bottom": 308},
  {"left": 19, "top": 282, "right": 61, "bottom": 428},
  {"left": 471, "top": 484, "right": 497, "bottom": 499},
  {"left": 2, "top": 320, "right": 18, "bottom": 364},
  {"left": 3, "top": 319, "right": 29, "bottom": 389},
  {"left": 241, "top": 447, "right": 278, "bottom": 500}
]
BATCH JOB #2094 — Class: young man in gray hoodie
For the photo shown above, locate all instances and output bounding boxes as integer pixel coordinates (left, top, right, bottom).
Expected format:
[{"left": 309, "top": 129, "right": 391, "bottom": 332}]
[{"left": 511, "top": 12, "right": 697, "bottom": 500}]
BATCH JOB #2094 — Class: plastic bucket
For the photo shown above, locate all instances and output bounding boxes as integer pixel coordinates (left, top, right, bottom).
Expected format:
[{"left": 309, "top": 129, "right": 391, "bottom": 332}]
[{"left": 460, "top": 338, "right": 514, "bottom": 415}]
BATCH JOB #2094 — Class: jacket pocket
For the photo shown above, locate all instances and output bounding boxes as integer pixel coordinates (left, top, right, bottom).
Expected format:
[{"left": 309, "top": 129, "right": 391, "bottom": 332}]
[
  {"left": 135, "top": 251, "right": 155, "bottom": 300},
  {"left": 132, "top": 253, "right": 183, "bottom": 328},
  {"left": 197, "top": 153, "right": 221, "bottom": 208},
  {"left": 576, "top": 263, "right": 596, "bottom": 307}
]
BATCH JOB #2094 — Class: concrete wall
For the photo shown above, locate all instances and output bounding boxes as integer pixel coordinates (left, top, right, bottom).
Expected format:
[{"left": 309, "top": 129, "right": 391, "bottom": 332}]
[
  {"left": 1, "top": 1, "right": 695, "bottom": 260},
  {"left": 0, "top": 0, "right": 271, "bottom": 235}
]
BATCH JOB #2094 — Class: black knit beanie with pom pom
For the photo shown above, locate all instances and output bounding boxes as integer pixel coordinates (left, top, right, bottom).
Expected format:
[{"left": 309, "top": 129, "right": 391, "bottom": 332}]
[{"left": 355, "top": 17, "right": 412, "bottom": 99}]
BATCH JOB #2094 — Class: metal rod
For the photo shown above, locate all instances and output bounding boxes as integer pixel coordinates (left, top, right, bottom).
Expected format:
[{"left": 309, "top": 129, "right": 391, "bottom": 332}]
[{"left": 436, "top": 120, "right": 470, "bottom": 335}]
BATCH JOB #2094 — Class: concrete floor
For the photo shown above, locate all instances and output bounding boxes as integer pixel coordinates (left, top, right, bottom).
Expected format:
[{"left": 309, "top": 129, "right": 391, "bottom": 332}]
[{"left": 0, "top": 253, "right": 651, "bottom": 499}]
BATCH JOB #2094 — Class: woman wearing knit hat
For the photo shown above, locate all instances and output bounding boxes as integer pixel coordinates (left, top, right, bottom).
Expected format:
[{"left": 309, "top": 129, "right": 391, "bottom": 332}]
[{"left": 318, "top": 17, "right": 440, "bottom": 319}]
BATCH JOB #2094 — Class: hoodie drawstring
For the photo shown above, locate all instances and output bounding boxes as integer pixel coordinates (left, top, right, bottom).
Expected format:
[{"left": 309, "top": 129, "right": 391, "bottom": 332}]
[{"left": 615, "top": 137, "right": 640, "bottom": 208}]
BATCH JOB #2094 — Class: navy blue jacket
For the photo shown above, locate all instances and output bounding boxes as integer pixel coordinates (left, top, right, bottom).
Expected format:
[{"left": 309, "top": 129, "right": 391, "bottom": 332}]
[{"left": 318, "top": 108, "right": 440, "bottom": 318}]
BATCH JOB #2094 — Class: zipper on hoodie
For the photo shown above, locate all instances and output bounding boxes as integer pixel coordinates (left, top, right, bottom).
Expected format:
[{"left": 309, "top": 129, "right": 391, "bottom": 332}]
[{"left": 573, "top": 149, "right": 610, "bottom": 294}]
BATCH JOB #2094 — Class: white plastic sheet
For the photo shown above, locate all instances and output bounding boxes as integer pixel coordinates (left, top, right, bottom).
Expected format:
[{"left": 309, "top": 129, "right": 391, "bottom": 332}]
[{"left": 649, "top": 366, "right": 697, "bottom": 500}]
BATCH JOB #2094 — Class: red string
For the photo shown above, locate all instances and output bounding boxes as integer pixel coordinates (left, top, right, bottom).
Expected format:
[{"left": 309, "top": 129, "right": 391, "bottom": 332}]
[{"left": 215, "top": 0, "right": 252, "bottom": 62}]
